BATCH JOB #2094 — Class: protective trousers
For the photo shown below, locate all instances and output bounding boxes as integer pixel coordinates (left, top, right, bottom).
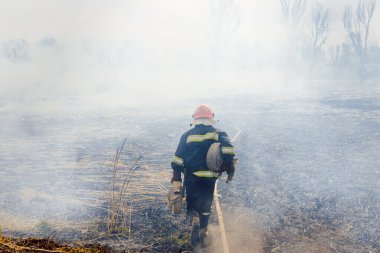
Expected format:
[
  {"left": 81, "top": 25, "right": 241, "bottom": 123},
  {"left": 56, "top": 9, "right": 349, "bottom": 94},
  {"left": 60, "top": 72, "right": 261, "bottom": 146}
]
[{"left": 185, "top": 174, "right": 216, "bottom": 229}]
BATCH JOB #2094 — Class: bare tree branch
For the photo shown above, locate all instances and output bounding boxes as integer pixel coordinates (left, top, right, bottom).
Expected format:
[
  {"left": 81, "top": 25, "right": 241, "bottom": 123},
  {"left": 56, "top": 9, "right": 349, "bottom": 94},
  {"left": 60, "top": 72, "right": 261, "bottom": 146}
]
[
  {"left": 311, "top": 2, "right": 329, "bottom": 59},
  {"left": 209, "top": 0, "right": 241, "bottom": 59},
  {"left": 281, "top": 0, "right": 306, "bottom": 29},
  {"left": 209, "top": 0, "right": 241, "bottom": 39},
  {"left": 281, "top": 0, "right": 290, "bottom": 20},
  {"left": 280, "top": 0, "right": 307, "bottom": 69},
  {"left": 343, "top": 0, "right": 376, "bottom": 60}
]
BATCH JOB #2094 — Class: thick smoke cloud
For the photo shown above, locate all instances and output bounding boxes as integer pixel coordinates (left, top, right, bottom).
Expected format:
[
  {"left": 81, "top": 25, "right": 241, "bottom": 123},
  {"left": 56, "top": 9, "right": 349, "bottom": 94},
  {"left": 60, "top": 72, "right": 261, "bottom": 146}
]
[{"left": 1, "top": 0, "right": 379, "bottom": 112}]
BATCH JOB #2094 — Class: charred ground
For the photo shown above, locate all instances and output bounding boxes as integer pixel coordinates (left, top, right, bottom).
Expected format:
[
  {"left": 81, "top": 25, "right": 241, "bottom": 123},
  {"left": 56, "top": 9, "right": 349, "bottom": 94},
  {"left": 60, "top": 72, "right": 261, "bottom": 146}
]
[{"left": 0, "top": 88, "right": 379, "bottom": 252}]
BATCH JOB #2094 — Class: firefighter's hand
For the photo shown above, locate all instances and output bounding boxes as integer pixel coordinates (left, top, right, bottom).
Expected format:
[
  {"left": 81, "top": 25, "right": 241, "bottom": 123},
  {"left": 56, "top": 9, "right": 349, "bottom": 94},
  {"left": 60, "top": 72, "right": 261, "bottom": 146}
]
[
  {"left": 225, "top": 161, "right": 235, "bottom": 183},
  {"left": 167, "top": 181, "right": 182, "bottom": 213}
]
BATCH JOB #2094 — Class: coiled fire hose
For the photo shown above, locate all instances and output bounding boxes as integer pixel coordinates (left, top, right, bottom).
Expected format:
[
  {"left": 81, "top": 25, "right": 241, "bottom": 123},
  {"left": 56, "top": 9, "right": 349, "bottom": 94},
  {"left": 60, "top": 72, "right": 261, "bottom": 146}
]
[{"left": 206, "top": 142, "right": 224, "bottom": 172}]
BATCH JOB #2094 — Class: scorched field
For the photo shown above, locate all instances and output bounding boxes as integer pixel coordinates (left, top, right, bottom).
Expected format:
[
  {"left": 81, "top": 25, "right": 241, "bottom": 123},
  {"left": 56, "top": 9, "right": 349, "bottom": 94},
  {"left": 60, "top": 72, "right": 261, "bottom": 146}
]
[{"left": 0, "top": 87, "right": 379, "bottom": 253}]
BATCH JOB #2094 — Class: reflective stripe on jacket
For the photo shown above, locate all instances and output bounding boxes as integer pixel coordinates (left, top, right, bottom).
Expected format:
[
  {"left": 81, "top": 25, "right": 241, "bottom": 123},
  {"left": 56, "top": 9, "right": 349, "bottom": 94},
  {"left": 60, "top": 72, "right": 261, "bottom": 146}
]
[{"left": 171, "top": 124, "right": 235, "bottom": 178}]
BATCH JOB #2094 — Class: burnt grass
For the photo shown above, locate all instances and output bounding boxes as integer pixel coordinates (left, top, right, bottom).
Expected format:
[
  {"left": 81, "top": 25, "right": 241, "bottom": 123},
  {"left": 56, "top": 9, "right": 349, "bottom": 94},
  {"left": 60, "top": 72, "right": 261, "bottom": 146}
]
[
  {"left": 1, "top": 90, "right": 380, "bottom": 252},
  {"left": 0, "top": 235, "right": 114, "bottom": 253}
]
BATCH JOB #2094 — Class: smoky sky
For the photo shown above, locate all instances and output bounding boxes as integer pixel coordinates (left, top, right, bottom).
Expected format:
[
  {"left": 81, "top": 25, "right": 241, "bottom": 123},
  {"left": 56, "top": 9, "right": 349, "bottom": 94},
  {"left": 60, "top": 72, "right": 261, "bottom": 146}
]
[{"left": 0, "top": 0, "right": 379, "bottom": 111}]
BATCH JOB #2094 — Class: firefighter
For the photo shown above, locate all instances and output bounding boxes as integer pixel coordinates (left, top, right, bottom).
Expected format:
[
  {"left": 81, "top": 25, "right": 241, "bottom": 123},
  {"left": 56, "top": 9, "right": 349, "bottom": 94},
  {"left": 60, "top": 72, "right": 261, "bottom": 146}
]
[{"left": 168, "top": 104, "right": 236, "bottom": 249}]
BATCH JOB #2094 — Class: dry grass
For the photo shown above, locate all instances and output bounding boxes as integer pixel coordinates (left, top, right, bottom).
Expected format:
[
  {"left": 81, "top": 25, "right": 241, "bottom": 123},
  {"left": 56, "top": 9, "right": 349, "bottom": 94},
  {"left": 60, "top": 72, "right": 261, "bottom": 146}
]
[
  {"left": 0, "top": 234, "right": 111, "bottom": 253},
  {"left": 1, "top": 95, "right": 379, "bottom": 252},
  {"left": 107, "top": 138, "right": 143, "bottom": 235}
]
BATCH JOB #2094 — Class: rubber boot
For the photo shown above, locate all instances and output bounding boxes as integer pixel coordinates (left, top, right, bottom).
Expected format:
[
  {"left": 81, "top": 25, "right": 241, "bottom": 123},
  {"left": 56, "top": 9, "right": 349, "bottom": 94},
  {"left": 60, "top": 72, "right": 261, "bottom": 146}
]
[
  {"left": 189, "top": 211, "right": 200, "bottom": 249},
  {"left": 199, "top": 213, "right": 210, "bottom": 230},
  {"left": 199, "top": 213, "right": 210, "bottom": 248},
  {"left": 200, "top": 228, "right": 208, "bottom": 248}
]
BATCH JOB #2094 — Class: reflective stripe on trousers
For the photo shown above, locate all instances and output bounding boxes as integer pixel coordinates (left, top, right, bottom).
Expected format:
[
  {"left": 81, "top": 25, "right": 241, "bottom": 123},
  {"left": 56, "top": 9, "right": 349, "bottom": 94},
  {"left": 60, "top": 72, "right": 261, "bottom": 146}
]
[{"left": 193, "top": 170, "right": 220, "bottom": 178}]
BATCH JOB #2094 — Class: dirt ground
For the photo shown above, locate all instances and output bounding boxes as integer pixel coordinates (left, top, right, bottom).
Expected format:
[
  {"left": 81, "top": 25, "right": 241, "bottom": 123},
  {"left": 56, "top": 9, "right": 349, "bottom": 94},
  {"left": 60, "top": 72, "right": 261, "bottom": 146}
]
[{"left": 0, "top": 234, "right": 114, "bottom": 253}]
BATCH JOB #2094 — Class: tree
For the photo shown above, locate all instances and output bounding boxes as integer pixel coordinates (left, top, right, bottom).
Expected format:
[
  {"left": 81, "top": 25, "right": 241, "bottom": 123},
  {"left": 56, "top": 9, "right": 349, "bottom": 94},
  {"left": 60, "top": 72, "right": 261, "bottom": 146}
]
[
  {"left": 311, "top": 3, "right": 329, "bottom": 62},
  {"left": 281, "top": 0, "right": 306, "bottom": 32},
  {"left": 208, "top": 0, "right": 241, "bottom": 62},
  {"left": 343, "top": 0, "right": 376, "bottom": 79},
  {"left": 280, "top": 0, "right": 307, "bottom": 75},
  {"left": 2, "top": 39, "right": 30, "bottom": 63}
]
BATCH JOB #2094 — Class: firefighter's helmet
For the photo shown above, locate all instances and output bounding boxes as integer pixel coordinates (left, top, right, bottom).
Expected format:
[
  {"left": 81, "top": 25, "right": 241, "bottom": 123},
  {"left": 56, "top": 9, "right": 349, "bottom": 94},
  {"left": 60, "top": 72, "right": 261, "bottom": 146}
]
[{"left": 193, "top": 105, "right": 214, "bottom": 119}]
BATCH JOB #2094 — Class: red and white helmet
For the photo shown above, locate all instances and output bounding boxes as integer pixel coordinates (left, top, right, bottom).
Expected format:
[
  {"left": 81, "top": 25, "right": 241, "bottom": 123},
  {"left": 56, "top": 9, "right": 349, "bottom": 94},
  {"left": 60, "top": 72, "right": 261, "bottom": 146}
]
[{"left": 193, "top": 104, "right": 214, "bottom": 119}]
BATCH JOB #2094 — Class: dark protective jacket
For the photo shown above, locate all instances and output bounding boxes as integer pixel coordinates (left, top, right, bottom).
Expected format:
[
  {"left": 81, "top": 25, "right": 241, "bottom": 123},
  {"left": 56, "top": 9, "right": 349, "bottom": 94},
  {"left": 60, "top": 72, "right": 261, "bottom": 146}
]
[{"left": 171, "top": 124, "right": 235, "bottom": 180}]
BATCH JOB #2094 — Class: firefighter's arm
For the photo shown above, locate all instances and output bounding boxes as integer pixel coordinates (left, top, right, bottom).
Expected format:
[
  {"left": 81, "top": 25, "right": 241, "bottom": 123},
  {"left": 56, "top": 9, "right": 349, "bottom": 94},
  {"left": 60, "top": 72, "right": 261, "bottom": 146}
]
[
  {"left": 168, "top": 133, "right": 186, "bottom": 213},
  {"left": 170, "top": 133, "right": 187, "bottom": 182},
  {"left": 218, "top": 131, "right": 236, "bottom": 182}
]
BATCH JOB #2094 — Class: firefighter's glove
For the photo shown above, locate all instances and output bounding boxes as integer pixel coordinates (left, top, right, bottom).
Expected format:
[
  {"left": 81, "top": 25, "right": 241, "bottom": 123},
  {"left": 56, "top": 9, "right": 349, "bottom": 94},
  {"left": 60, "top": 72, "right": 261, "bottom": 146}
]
[
  {"left": 167, "top": 181, "right": 182, "bottom": 214},
  {"left": 225, "top": 161, "right": 235, "bottom": 183}
]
